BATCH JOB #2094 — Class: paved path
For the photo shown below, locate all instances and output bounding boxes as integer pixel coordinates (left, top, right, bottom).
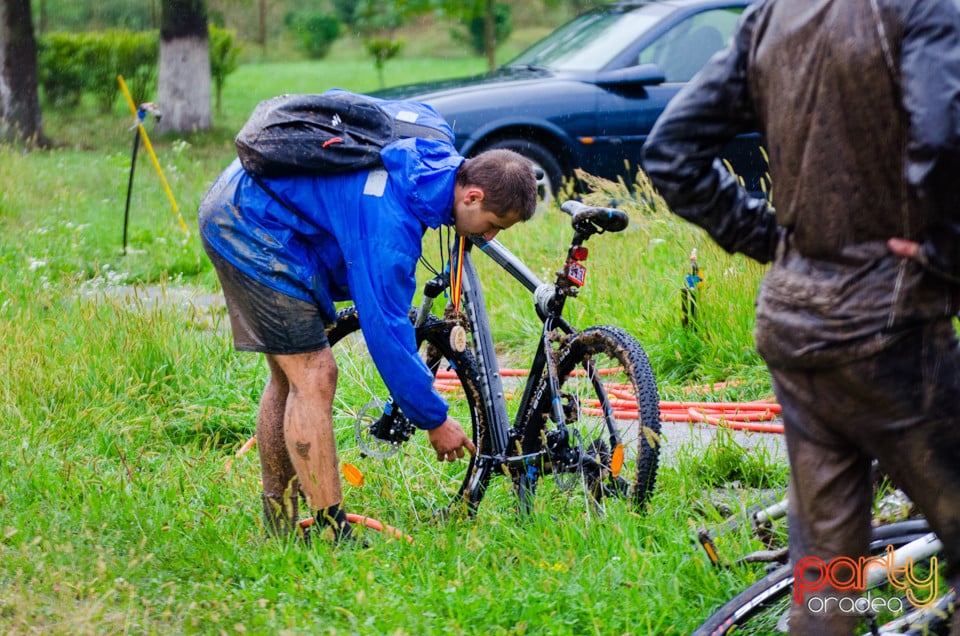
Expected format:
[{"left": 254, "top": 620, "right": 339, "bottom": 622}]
[{"left": 659, "top": 419, "right": 787, "bottom": 466}]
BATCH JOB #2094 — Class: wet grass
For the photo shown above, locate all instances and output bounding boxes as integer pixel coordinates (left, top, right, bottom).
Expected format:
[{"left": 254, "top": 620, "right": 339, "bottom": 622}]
[{"left": 0, "top": 57, "right": 786, "bottom": 634}]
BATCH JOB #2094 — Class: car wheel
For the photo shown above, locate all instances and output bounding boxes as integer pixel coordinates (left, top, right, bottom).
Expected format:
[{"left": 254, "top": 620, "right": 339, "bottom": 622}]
[{"left": 484, "top": 139, "right": 564, "bottom": 203}]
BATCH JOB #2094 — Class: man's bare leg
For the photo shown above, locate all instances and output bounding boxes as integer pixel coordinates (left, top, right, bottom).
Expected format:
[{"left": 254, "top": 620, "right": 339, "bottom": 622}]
[
  {"left": 268, "top": 349, "right": 344, "bottom": 530},
  {"left": 257, "top": 355, "right": 300, "bottom": 537}
]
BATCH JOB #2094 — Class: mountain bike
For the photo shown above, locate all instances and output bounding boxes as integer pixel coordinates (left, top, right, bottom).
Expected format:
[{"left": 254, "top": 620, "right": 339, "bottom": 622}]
[
  {"left": 327, "top": 200, "right": 661, "bottom": 521},
  {"left": 692, "top": 489, "right": 954, "bottom": 635}
]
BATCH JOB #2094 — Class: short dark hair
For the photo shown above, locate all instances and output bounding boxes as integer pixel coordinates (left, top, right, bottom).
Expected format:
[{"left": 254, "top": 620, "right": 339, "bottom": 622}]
[{"left": 457, "top": 149, "right": 538, "bottom": 221}]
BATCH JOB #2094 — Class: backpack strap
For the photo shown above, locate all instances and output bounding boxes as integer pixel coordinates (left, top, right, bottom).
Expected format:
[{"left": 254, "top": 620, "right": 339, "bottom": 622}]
[{"left": 246, "top": 171, "right": 321, "bottom": 231}]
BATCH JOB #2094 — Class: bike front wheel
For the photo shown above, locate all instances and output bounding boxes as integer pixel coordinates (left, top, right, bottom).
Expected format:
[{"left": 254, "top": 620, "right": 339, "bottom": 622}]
[
  {"left": 328, "top": 307, "right": 493, "bottom": 522},
  {"left": 523, "top": 324, "right": 661, "bottom": 512}
]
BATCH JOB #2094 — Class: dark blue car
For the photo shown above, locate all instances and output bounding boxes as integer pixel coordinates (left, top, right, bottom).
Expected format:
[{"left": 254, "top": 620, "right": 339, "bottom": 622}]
[{"left": 377, "top": 0, "right": 768, "bottom": 198}]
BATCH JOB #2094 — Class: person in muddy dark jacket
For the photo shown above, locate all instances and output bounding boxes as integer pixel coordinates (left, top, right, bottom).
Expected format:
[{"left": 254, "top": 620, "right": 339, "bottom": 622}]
[
  {"left": 199, "top": 90, "right": 537, "bottom": 543},
  {"left": 642, "top": 0, "right": 960, "bottom": 632}
]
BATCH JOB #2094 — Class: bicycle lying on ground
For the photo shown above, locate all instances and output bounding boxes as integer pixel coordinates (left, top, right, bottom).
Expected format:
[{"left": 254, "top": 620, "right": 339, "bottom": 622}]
[
  {"left": 692, "top": 488, "right": 954, "bottom": 635},
  {"left": 327, "top": 200, "right": 661, "bottom": 520}
]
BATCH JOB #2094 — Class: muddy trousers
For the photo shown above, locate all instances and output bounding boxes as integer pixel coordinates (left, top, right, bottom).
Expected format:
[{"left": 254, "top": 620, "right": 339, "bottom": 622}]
[{"left": 769, "top": 320, "right": 960, "bottom": 635}]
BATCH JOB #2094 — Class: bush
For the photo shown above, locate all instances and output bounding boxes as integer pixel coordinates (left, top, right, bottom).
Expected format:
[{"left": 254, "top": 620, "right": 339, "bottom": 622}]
[
  {"left": 37, "top": 28, "right": 239, "bottom": 115},
  {"left": 38, "top": 30, "right": 157, "bottom": 111},
  {"left": 209, "top": 25, "right": 242, "bottom": 113},
  {"left": 284, "top": 12, "right": 341, "bottom": 60},
  {"left": 106, "top": 30, "right": 158, "bottom": 110},
  {"left": 452, "top": 3, "right": 514, "bottom": 57},
  {"left": 330, "top": 0, "right": 360, "bottom": 29}
]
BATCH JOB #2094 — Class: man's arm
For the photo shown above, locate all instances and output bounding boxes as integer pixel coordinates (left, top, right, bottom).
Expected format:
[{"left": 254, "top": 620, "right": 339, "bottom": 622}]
[
  {"left": 897, "top": 0, "right": 960, "bottom": 283},
  {"left": 347, "top": 245, "right": 476, "bottom": 461},
  {"left": 641, "top": 4, "right": 780, "bottom": 264},
  {"left": 346, "top": 242, "right": 449, "bottom": 430}
]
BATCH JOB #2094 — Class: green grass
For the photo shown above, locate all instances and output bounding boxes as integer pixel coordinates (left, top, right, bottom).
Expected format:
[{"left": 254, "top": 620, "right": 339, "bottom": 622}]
[{"left": 0, "top": 56, "right": 788, "bottom": 634}]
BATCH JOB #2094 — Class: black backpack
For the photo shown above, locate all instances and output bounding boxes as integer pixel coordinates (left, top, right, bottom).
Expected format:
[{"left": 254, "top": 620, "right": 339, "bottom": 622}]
[{"left": 235, "top": 91, "right": 452, "bottom": 178}]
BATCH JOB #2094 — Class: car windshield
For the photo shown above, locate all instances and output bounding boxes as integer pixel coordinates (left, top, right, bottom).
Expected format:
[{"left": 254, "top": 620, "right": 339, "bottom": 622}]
[{"left": 507, "top": 5, "right": 674, "bottom": 72}]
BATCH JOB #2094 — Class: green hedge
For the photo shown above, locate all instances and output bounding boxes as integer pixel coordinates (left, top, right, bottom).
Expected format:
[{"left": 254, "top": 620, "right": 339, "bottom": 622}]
[
  {"left": 39, "top": 30, "right": 157, "bottom": 111},
  {"left": 37, "top": 26, "right": 240, "bottom": 113}
]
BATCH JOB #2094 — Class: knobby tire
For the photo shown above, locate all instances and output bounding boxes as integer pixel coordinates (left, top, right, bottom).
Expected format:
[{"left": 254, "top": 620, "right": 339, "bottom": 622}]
[{"left": 525, "top": 324, "right": 661, "bottom": 509}]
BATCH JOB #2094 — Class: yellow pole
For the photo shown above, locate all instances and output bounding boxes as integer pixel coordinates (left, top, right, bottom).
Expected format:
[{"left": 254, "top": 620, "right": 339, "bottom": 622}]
[{"left": 117, "top": 75, "right": 190, "bottom": 237}]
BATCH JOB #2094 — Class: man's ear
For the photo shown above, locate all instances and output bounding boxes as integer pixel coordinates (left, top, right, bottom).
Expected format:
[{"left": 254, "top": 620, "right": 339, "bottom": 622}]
[{"left": 463, "top": 187, "right": 485, "bottom": 205}]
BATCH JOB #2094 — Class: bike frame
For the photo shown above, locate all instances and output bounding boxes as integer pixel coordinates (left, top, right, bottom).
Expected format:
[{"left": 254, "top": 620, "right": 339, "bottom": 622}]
[{"left": 451, "top": 233, "right": 625, "bottom": 484}]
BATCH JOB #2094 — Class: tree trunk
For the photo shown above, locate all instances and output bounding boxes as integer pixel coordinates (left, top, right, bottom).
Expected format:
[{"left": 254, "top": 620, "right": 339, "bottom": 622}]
[
  {"left": 484, "top": 0, "right": 495, "bottom": 71},
  {"left": 157, "top": 0, "right": 210, "bottom": 134},
  {"left": 0, "top": 0, "right": 44, "bottom": 145},
  {"left": 258, "top": 0, "right": 266, "bottom": 52}
]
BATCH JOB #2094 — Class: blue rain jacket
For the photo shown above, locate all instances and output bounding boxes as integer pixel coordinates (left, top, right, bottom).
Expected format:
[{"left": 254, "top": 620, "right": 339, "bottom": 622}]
[{"left": 199, "top": 91, "right": 462, "bottom": 429}]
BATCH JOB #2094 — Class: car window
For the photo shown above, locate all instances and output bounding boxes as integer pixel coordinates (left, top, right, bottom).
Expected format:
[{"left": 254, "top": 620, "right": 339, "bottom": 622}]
[
  {"left": 509, "top": 5, "right": 672, "bottom": 72},
  {"left": 637, "top": 8, "right": 745, "bottom": 82}
]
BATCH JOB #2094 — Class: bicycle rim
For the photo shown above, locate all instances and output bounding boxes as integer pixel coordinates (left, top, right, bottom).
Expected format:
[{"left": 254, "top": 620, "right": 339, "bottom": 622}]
[
  {"left": 328, "top": 307, "right": 492, "bottom": 523},
  {"left": 523, "top": 324, "right": 661, "bottom": 514},
  {"left": 693, "top": 520, "right": 952, "bottom": 636}
]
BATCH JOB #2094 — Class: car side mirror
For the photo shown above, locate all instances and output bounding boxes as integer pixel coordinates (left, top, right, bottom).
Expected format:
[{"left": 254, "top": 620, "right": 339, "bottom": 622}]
[{"left": 594, "top": 63, "right": 666, "bottom": 87}]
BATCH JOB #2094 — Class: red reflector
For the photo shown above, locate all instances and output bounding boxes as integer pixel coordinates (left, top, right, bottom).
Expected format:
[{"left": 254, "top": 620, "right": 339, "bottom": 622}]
[{"left": 572, "top": 246, "right": 589, "bottom": 261}]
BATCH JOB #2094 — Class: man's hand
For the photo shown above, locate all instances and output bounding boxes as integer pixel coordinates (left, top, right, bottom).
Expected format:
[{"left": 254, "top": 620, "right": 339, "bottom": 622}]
[
  {"left": 427, "top": 417, "right": 477, "bottom": 462},
  {"left": 888, "top": 237, "right": 922, "bottom": 259}
]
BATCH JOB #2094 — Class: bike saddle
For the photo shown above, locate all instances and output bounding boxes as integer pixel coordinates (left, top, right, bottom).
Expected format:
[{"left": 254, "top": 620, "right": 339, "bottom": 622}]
[{"left": 560, "top": 200, "right": 629, "bottom": 234}]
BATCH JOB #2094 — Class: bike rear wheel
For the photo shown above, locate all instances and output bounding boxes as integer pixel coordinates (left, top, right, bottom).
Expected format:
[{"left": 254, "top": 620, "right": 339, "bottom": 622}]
[
  {"left": 328, "top": 307, "right": 493, "bottom": 521},
  {"left": 692, "top": 520, "right": 953, "bottom": 636},
  {"left": 522, "top": 324, "right": 661, "bottom": 512}
]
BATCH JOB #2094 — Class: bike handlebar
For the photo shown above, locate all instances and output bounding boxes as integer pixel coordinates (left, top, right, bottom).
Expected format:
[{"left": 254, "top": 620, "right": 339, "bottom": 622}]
[{"left": 560, "top": 200, "right": 629, "bottom": 234}]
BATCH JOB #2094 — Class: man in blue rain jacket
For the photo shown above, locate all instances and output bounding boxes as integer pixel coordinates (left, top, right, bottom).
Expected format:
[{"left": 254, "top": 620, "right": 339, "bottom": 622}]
[{"left": 199, "top": 90, "right": 537, "bottom": 541}]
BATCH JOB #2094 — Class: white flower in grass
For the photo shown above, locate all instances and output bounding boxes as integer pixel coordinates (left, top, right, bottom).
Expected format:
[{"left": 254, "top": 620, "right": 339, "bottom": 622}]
[{"left": 28, "top": 258, "right": 46, "bottom": 271}]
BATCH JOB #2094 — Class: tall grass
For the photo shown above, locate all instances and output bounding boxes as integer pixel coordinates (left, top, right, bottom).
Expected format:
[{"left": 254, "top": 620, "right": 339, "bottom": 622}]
[{"left": 0, "top": 57, "right": 786, "bottom": 634}]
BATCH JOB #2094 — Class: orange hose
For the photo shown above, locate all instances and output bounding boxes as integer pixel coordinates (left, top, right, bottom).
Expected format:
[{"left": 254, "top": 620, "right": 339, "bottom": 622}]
[
  {"left": 431, "top": 368, "right": 784, "bottom": 434},
  {"left": 686, "top": 407, "right": 784, "bottom": 434},
  {"left": 298, "top": 513, "right": 414, "bottom": 543},
  {"left": 236, "top": 435, "right": 257, "bottom": 456}
]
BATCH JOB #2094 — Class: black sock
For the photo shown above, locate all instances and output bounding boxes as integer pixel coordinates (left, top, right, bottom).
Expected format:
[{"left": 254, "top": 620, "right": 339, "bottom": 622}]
[{"left": 316, "top": 504, "right": 353, "bottom": 542}]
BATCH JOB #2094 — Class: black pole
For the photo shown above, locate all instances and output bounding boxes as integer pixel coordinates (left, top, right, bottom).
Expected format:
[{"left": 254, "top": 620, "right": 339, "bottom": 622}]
[{"left": 122, "top": 127, "right": 141, "bottom": 255}]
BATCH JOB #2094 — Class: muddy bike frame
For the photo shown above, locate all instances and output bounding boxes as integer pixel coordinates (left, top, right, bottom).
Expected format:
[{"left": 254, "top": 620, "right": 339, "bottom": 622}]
[{"left": 413, "top": 200, "right": 635, "bottom": 509}]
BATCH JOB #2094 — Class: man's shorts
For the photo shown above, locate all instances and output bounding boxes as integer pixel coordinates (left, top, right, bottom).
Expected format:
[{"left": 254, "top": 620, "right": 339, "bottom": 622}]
[{"left": 202, "top": 238, "right": 330, "bottom": 355}]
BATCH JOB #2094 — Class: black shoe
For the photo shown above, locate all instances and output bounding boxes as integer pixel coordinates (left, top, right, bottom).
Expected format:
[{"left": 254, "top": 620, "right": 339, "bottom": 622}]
[{"left": 316, "top": 504, "right": 357, "bottom": 545}]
